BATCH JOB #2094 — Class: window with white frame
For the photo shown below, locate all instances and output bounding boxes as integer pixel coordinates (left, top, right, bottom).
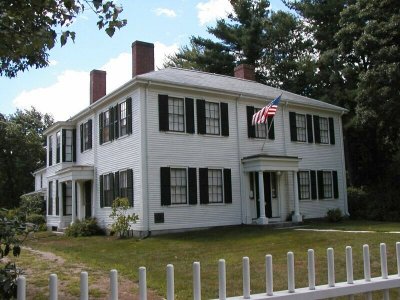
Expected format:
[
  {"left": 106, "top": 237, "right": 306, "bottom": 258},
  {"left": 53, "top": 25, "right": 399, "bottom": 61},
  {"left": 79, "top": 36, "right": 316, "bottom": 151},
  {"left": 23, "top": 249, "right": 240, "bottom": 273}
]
[
  {"left": 119, "top": 101, "right": 128, "bottom": 136},
  {"left": 56, "top": 131, "right": 61, "bottom": 163},
  {"left": 298, "top": 171, "right": 311, "bottom": 200},
  {"left": 64, "top": 181, "right": 72, "bottom": 215},
  {"left": 254, "top": 107, "right": 267, "bottom": 138},
  {"left": 102, "top": 110, "right": 111, "bottom": 143},
  {"left": 64, "top": 129, "right": 73, "bottom": 162},
  {"left": 205, "top": 101, "right": 220, "bottom": 135},
  {"left": 119, "top": 170, "right": 128, "bottom": 198},
  {"left": 48, "top": 136, "right": 53, "bottom": 166},
  {"left": 208, "top": 169, "right": 223, "bottom": 203},
  {"left": 48, "top": 181, "right": 53, "bottom": 215},
  {"left": 104, "top": 173, "right": 114, "bottom": 206},
  {"left": 295, "top": 114, "right": 307, "bottom": 142},
  {"left": 170, "top": 168, "right": 187, "bottom": 204},
  {"left": 322, "top": 171, "right": 333, "bottom": 198},
  {"left": 319, "top": 117, "right": 329, "bottom": 144},
  {"left": 168, "top": 97, "right": 185, "bottom": 132},
  {"left": 82, "top": 121, "right": 91, "bottom": 151}
]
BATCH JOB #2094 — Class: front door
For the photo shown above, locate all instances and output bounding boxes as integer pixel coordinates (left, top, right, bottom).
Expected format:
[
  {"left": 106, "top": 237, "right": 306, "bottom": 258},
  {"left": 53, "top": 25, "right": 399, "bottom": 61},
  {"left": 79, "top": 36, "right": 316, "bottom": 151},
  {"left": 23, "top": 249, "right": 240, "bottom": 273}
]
[
  {"left": 263, "top": 173, "right": 273, "bottom": 218},
  {"left": 84, "top": 181, "right": 92, "bottom": 218},
  {"left": 253, "top": 172, "right": 279, "bottom": 219}
]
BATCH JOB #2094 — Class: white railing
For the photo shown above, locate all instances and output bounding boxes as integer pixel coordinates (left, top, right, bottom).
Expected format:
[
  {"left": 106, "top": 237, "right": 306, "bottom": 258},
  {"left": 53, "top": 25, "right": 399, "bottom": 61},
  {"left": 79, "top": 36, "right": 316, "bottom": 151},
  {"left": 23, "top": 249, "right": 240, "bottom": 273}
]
[{"left": 17, "top": 242, "right": 400, "bottom": 300}]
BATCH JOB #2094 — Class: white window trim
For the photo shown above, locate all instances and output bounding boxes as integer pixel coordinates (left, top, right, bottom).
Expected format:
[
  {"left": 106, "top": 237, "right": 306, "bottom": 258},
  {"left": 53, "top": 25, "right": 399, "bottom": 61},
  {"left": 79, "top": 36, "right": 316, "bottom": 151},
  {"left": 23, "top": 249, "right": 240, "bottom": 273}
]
[
  {"left": 170, "top": 166, "right": 189, "bottom": 206},
  {"left": 205, "top": 101, "right": 221, "bottom": 136}
]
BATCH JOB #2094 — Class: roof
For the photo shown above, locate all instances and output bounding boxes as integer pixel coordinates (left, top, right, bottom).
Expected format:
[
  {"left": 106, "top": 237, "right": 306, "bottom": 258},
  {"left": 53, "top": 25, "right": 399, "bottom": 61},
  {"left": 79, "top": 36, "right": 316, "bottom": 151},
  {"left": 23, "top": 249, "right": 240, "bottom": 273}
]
[{"left": 138, "top": 68, "right": 347, "bottom": 113}]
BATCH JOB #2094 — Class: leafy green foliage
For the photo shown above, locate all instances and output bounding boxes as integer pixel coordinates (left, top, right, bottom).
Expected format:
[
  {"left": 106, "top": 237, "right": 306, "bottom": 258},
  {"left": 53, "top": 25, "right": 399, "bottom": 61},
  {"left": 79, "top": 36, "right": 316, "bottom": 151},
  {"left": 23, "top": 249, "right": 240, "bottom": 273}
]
[
  {"left": 0, "top": 108, "right": 53, "bottom": 208},
  {"left": 109, "top": 198, "right": 138, "bottom": 238},
  {"left": 19, "top": 194, "right": 46, "bottom": 218},
  {"left": 0, "top": 0, "right": 127, "bottom": 77},
  {"left": 326, "top": 208, "right": 343, "bottom": 223},
  {"left": 65, "top": 218, "right": 104, "bottom": 237},
  {"left": 26, "top": 214, "right": 46, "bottom": 226}
]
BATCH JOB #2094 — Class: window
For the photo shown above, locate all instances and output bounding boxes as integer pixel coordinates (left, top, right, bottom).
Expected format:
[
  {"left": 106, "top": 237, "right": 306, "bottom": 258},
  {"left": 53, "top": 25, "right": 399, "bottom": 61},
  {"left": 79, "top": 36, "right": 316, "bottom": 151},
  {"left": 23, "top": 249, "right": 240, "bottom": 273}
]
[
  {"left": 246, "top": 106, "right": 274, "bottom": 139},
  {"left": 48, "top": 136, "right": 53, "bottom": 166},
  {"left": 103, "top": 173, "right": 114, "bottom": 207},
  {"left": 205, "top": 102, "right": 220, "bottom": 135},
  {"left": 80, "top": 120, "right": 92, "bottom": 152},
  {"left": 64, "top": 130, "right": 73, "bottom": 162},
  {"left": 298, "top": 171, "right": 311, "bottom": 200},
  {"left": 168, "top": 97, "right": 185, "bottom": 132},
  {"left": 119, "top": 101, "right": 128, "bottom": 136},
  {"left": 322, "top": 171, "right": 333, "bottom": 198},
  {"left": 208, "top": 169, "right": 223, "bottom": 203},
  {"left": 64, "top": 182, "right": 72, "bottom": 216},
  {"left": 170, "top": 168, "right": 187, "bottom": 204},
  {"left": 254, "top": 108, "right": 267, "bottom": 138},
  {"left": 295, "top": 114, "right": 307, "bottom": 142},
  {"left": 48, "top": 181, "right": 53, "bottom": 215},
  {"left": 319, "top": 117, "right": 329, "bottom": 144},
  {"left": 56, "top": 131, "right": 61, "bottom": 163},
  {"left": 119, "top": 170, "right": 128, "bottom": 198},
  {"left": 102, "top": 110, "right": 111, "bottom": 143}
]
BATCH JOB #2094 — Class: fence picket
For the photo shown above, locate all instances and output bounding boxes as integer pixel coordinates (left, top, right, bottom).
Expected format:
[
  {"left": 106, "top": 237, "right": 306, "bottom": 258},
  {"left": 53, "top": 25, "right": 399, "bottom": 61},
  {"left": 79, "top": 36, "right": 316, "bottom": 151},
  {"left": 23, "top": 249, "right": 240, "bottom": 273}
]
[
  {"left": 80, "top": 271, "right": 88, "bottom": 300},
  {"left": 218, "top": 259, "right": 226, "bottom": 300},
  {"left": 243, "top": 257, "right": 250, "bottom": 299},
  {"left": 266, "top": 254, "right": 273, "bottom": 296},
  {"left": 110, "top": 269, "right": 118, "bottom": 300},
  {"left": 17, "top": 275, "right": 26, "bottom": 300},
  {"left": 328, "top": 248, "right": 335, "bottom": 287},
  {"left": 346, "top": 246, "right": 353, "bottom": 284},
  {"left": 49, "top": 273, "right": 58, "bottom": 300},
  {"left": 287, "top": 252, "right": 295, "bottom": 293},
  {"left": 308, "top": 249, "right": 315, "bottom": 290},
  {"left": 139, "top": 267, "right": 147, "bottom": 300},
  {"left": 167, "top": 264, "right": 174, "bottom": 300},
  {"left": 193, "top": 262, "right": 201, "bottom": 300}
]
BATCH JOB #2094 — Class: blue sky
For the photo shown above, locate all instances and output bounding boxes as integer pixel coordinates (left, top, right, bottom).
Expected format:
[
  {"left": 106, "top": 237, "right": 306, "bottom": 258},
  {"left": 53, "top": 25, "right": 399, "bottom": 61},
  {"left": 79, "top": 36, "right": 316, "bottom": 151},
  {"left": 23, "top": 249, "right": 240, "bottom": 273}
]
[{"left": 0, "top": 0, "right": 288, "bottom": 121}]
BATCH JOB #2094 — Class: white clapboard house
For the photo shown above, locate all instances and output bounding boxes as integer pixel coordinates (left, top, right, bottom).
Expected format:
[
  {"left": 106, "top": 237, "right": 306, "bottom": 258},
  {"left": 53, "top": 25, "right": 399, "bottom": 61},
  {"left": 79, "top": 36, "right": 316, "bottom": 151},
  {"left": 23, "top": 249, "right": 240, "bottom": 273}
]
[{"left": 32, "top": 41, "right": 348, "bottom": 235}]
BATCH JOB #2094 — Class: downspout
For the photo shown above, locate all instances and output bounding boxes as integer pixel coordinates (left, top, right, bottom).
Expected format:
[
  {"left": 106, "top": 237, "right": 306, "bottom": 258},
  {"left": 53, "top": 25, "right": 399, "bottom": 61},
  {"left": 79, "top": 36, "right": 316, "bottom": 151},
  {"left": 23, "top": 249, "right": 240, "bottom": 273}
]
[
  {"left": 235, "top": 94, "right": 244, "bottom": 224},
  {"left": 283, "top": 101, "right": 288, "bottom": 156},
  {"left": 339, "top": 111, "right": 349, "bottom": 216},
  {"left": 143, "top": 81, "right": 152, "bottom": 238}
]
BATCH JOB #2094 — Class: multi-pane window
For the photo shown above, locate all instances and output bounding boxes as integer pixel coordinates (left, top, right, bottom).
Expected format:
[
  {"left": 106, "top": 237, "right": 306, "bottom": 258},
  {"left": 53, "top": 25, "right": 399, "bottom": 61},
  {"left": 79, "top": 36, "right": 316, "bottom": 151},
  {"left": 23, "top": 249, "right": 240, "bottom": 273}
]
[
  {"left": 208, "top": 169, "right": 223, "bottom": 203},
  {"left": 104, "top": 173, "right": 114, "bottom": 207},
  {"left": 102, "top": 110, "right": 111, "bottom": 143},
  {"left": 120, "top": 101, "right": 128, "bottom": 136},
  {"left": 48, "top": 181, "right": 53, "bottom": 215},
  {"left": 168, "top": 97, "right": 185, "bottom": 132},
  {"left": 82, "top": 121, "right": 91, "bottom": 151},
  {"left": 170, "top": 168, "right": 187, "bottom": 204},
  {"left": 119, "top": 170, "right": 128, "bottom": 198},
  {"left": 299, "top": 171, "right": 311, "bottom": 200},
  {"left": 64, "top": 182, "right": 72, "bottom": 215},
  {"left": 295, "top": 114, "right": 307, "bottom": 142},
  {"left": 319, "top": 117, "right": 329, "bottom": 144},
  {"left": 254, "top": 108, "right": 267, "bottom": 138},
  {"left": 56, "top": 131, "right": 61, "bottom": 163},
  {"left": 48, "top": 136, "right": 53, "bottom": 166},
  {"left": 205, "top": 101, "right": 220, "bottom": 135},
  {"left": 323, "top": 171, "right": 333, "bottom": 198},
  {"left": 64, "top": 129, "right": 73, "bottom": 162}
]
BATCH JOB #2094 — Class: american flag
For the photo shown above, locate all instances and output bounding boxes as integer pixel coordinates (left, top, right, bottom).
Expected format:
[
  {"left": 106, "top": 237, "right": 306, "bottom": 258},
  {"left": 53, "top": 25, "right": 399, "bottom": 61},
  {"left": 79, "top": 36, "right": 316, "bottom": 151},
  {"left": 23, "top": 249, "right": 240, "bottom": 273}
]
[{"left": 251, "top": 94, "right": 282, "bottom": 125}]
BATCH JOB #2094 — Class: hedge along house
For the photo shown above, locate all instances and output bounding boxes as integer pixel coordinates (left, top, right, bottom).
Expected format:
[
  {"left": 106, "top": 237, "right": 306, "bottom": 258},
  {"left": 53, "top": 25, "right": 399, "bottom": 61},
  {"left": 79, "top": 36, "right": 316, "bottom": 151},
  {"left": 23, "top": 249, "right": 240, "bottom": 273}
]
[{"left": 35, "top": 40, "right": 348, "bottom": 234}]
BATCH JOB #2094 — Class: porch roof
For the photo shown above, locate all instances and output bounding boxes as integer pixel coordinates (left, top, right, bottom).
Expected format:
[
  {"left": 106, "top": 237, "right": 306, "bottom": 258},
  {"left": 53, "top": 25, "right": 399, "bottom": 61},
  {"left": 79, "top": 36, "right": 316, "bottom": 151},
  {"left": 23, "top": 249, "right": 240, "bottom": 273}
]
[
  {"left": 50, "top": 165, "right": 94, "bottom": 182},
  {"left": 241, "top": 154, "right": 301, "bottom": 172}
]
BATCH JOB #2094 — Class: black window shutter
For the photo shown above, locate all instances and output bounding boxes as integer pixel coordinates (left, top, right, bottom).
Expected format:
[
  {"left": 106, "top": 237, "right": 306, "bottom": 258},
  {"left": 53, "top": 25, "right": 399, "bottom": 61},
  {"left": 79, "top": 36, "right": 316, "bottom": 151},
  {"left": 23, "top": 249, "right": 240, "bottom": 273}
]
[
  {"left": 267, "top": 117, "right": 275, "bottom": 140},
  {"left": 313, "top": 115, "right": 321, "bottom": 143},
  {"left": 220, "top": 102, "right": 229, "bottom": 136},
  {"left": 160, "top": 167, "right": 171, "bottom": 206},
  {"left": 289, "top": 112, "right": 297, "bottom": 141},
  {"left": 307, "top": 114, "right": 313, "bottom": 143},
  {"left": 317, "top": 170, "right": 324, "bottom": 199},
  {"left": 110, "top": 173, "right": 115, "bottom": 206},
  {"left": 333, "top": 171, "right": 339, "bottom": 199},
  {"left": 99, "top": 113, "right": 104, "bottom": 145},
  {"left": 158, "top": 94, "right": 169, "bottom": 131},
  {"left": 223, "top": 169, "right": 232, "bottom": 204},
  {"left": 114, "top": 171, "right": 120, "bottom": 198},
  {"left": 127, "top": 168, "right": 134, "bottom": 206},
  {"left": 188, "top": 168, "right": 197, "bottom": 205},
  {"left": 109, "top": 107, "right": 114, "bottom": 141},
  {"left": 199, "top": 168, "right": 209, "bottom": 204},
  {"left": 127, "top": 97, "right": 133, "bottom": 134},
  {"left": 310, "top": 170, "right": 317, "bottom": 200},
  {"left": 114, "top": 104, "right": 119, "bottom": 139},
  {"left": 99, "top": 175, "right": 104, "bottom": 208},
  {"left": 72, "top": 129, "right": 76, "bottom": 162},
  {"left": 329, "top": 117, "right": 335, "bottom": 145},
  {"left": 185, "top": 98, "right": 195, "bottom": 134},
  {"left": 246, "top": 106, "right": 255, "bottom": 138},
  {"left": 62, "top": 183, "right": 66, "bottom": 216},
  {"left": 80, "top": 124, "right": 83, "bottom": 153},
  {"left": 88, "top": 119, "right": 92, "bottom": 149},
  {"left": 197, "top": 99, "right": 206, "bottom": 134},
  {"left": 55, "top": 180, "right": 59, "bottom": 215},
  {"left": 62, "top": 129, "right": 66, "bottom": 162}
]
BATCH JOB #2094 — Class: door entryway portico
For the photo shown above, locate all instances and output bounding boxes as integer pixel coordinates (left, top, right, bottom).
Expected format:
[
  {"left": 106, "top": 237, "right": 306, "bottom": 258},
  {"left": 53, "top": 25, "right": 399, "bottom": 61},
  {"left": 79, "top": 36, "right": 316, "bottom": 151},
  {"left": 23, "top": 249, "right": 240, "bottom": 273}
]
[{"left": 242, "top": 154, "right": 302, "bottom": 224}]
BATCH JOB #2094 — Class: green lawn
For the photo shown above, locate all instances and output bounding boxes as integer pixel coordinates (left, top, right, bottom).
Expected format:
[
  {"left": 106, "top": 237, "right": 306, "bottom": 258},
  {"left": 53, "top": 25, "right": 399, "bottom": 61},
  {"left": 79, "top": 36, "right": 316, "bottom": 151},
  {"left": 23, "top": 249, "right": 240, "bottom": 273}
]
[{"left": 22, "top": 220, "right": 400, "bottom": 299}]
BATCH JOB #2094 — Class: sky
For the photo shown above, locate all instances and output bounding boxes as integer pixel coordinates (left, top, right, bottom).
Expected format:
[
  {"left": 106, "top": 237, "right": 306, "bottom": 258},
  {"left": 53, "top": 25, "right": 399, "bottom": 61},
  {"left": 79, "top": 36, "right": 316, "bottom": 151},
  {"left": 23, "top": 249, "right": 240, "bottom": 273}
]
[{"left": 0, "top": 0, "right": 288, "bottom": 121}]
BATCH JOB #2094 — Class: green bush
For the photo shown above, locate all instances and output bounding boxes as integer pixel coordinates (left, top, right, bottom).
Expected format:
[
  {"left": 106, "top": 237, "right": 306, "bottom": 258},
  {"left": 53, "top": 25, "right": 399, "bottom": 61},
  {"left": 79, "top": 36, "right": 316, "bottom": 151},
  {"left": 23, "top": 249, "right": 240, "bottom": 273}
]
[
  {"left": 65, "top": 218, "right": 104, "bottom": 237},
  {"left": 26, "top": 213, "right": 46, "bottom": 225},
  {"left": 326, "top": 208, "right": 343, "bottom": 222},
  {"left": 19, "top": 194, "right": 45, "bottom": 217},
  {"left": 109, "top": 198, "right": 138, "bottom": 238}
]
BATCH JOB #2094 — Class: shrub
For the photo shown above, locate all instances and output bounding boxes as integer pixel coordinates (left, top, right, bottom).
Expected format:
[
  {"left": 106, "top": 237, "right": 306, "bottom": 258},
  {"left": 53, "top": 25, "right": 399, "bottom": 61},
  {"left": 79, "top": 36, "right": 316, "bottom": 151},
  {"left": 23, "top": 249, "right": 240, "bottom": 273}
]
[
  {"left": 65, "top": 218, "right": 104, "bottom": 237},
  {"left": 26, "top": 213, "right": 46, "bottom": 225},
  {"left": 326, "top": 208, "right": 343, "bottom": 222},
  {"left": 347, "top": 186, "right": 369, "bottom": 220},
  {"left": 109, "top": 198, "right": 138, "bottom": 238},
  {"left": 19, "top": 194, "right": 45, "bottom": 218}
]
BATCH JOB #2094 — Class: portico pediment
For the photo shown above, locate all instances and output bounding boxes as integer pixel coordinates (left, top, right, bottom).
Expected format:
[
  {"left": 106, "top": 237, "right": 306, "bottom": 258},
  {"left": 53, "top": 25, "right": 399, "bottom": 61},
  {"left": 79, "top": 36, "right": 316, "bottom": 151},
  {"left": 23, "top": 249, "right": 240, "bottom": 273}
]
[{"left": 241, "top": 154, "right": 301, "bottom": 172}]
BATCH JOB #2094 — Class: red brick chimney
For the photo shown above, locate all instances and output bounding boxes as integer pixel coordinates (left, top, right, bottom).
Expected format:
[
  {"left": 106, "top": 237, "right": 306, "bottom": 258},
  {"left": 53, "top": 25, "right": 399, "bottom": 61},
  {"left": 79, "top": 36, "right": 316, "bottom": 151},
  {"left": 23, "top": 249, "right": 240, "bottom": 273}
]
[
  {"left": 90, "top": 70, "right": 106, "bottom": 104},
  {"left": 234, "top": 64, "right": 255, "bottom": 81},
  {"left": 132, "top": 41, "right": 155, "bottom": 77}
]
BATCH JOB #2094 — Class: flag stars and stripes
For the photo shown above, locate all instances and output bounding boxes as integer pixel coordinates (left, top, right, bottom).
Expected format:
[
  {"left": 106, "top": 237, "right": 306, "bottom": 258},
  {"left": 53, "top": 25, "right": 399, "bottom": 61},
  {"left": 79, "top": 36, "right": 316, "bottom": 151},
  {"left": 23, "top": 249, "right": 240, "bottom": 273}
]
[{"left": 251, "top": 94, "right": 281, "bottom": 125}]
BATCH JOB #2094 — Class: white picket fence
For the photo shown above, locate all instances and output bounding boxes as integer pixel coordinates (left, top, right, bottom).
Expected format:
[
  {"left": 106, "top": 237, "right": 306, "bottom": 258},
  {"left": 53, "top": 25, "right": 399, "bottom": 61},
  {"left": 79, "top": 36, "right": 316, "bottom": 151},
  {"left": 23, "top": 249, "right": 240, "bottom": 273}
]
[{"left": 17, "top": 242, "right": 400, "bottom": 300}]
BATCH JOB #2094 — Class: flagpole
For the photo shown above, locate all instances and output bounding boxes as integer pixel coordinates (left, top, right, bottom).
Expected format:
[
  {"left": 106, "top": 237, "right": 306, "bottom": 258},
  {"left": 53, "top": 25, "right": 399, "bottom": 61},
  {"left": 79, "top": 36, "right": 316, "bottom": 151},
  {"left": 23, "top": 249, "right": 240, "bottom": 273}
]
[{"left": 261, "top": 117, "right": 275, "bottom": 151}]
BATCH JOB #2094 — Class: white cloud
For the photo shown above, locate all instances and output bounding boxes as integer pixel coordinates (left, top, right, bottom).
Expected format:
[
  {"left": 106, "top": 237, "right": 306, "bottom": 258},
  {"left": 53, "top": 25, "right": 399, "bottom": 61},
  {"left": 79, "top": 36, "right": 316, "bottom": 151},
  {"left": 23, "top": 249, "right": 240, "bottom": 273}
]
[
  {"left": 196, "top": 0, "right": 233, "bottom": 25},
  {"left": 12, "top": 42, "right": 179, "bottom": 121},
  {"left": 154, "top": 8, "right": 177, "bottom": 18},
  {"left": 49, "top": 60, "right": 58, "bottom": 66}
]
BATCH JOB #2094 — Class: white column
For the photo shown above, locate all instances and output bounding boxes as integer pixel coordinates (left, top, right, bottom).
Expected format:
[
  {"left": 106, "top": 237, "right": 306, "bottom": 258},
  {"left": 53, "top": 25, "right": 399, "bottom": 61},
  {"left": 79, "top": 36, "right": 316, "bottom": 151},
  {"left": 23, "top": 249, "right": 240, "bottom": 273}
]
[
  {"left": 292, "top": 171, "right": 302, "bottom": 222},
  {"left": 71, "top": 180, "right": 76, "bottom": 224},
  {"left": 77, "top": 182, "right": 83, "bottom": 221},
  {"left": 257, "top": 171, "right": 268, "bottom": 224},
  {"left": 58, "top": 181, "right": 63, "bottom": 228}
]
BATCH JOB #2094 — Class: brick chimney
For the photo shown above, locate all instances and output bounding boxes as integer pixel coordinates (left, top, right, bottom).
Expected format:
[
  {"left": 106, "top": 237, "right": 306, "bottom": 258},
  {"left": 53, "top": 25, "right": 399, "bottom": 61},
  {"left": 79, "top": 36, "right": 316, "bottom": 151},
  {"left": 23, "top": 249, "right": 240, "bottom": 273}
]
[
  {"left": 132, "top": 41, "right": 154, "bottom": 77},
  {"left": 90, "top": 70, "right": 106, "bottom": 104},
  {"left": 234, "top": 64, "right": 255, "bottom": 81}
]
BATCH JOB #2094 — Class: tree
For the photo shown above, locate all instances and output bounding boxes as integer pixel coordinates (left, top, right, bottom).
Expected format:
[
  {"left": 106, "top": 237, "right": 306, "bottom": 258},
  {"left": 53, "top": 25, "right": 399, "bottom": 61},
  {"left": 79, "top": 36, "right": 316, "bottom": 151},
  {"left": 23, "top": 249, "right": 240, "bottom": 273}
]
[
  {"left": 0, "top": 108, "right": 53, "bottom": 208},
  {"left": 0, "top": 0, "right": 127, "bottom": 78}
]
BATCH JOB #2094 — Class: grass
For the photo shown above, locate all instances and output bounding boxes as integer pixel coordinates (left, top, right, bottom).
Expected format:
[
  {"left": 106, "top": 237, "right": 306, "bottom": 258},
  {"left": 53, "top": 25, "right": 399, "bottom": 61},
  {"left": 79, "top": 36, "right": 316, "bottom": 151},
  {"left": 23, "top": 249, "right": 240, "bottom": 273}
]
[{"left": 22, "top": 220, "right": 400, "bottom": 299}]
